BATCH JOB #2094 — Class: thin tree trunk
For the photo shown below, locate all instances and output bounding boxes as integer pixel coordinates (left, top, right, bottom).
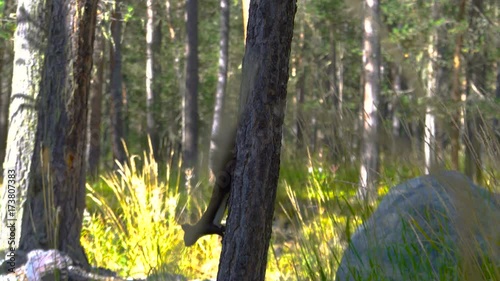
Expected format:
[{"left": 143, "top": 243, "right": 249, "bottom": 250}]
[
  {"left": 359, "top": 0, "right": 381, "bottom": 202},
  {"left": 424, "top": 0, "right": 442, "bottom": 174},
  {"left": 295, "top": 21, "right": 305, "bottom": 150},
  {"left": 165, "top": 0, "right": 183, "bottom": 153},
  {"left": 146, "top": 0, "right": 159, "bottom": 158},
  {"left": 217, "top": 1, "right": 296, "bottom": 279},
  {"left": 183, "top": 0, "right": 199, "bottom": 184},
  {"left": 110, "top": 0, "right": 126, "bottom": 165},
  {"left": 450, "top": 0, "right": 467, "bottom": 170},
  {"left": 390, "top": 64, "right": 402, "bottom": 138},
  {"left": 464, "top": 0, "right": 485, "bottom": 183},
  {"left": 209, "top": 0, "right": 231, "bottom": 173},
  {"left": 495, "top": 63, "right": 500, "bottom": 140},
  {"left": 87, "top": 25, "right": 105, "bottom": 179},
  {"left": 330, "top": 30, "right": 339, "bottom": 107}
]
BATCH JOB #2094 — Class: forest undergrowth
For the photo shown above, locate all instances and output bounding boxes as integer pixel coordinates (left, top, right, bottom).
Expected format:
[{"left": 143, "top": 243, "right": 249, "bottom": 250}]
[{"left": 81, "top": 145, "right": 499, "bottom": 280}]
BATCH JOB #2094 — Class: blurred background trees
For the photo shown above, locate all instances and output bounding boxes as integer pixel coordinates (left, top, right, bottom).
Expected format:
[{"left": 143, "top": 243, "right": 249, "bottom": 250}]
[
  {"left": 0, "top": 0, "right": 495, "bottom": 186},
  {"left": 0, "top": 0, "right": 498, "bottom": 278}
]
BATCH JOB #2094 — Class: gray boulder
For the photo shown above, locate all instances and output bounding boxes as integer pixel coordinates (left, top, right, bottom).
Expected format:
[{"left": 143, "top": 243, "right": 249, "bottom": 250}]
[{"left": 335, "top": 171, "right": 500, "bottom": 281}]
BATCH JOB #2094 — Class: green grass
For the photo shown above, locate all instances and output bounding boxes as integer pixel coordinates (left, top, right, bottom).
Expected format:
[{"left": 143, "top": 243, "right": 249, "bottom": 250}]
[
  {"left": 81, "top": 148, "right": 223, "bottom": 280},
  {"left": 81, "top": 147, "right": 499, "bottom": 280}
]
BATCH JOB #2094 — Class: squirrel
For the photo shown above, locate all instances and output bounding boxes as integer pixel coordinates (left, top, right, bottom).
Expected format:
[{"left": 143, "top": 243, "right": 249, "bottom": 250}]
[{"left": 181, "top": 123, "right": 236, "bottom": 247}]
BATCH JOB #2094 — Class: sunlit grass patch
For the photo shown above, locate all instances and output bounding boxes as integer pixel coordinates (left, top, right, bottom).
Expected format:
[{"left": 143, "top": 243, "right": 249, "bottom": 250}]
[
  {"left": 274, "top": 159, "right": 367, "bottom": 281},
  {"left": 81, "top": 147, "right": 222, "bottom": 280}
]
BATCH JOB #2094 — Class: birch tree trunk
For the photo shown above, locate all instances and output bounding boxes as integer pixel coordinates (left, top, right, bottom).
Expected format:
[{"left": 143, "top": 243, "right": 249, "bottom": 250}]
[{"left": 359, "top": 0, "right": 381, "bottom": 202}]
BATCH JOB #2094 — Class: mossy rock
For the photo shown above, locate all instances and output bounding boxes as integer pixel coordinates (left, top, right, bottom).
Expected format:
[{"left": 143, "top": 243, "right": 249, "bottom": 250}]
[{"left": 336, "top": 171, "right": 500, "bottom": 281}]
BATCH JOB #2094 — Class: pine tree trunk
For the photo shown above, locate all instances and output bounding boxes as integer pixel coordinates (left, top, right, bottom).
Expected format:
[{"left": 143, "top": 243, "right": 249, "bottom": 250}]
[
  {"left": 209, "top": 0, "right": 231, "bottom": 174},
  {"left": 450, "top": 0, "right": 466, "bottom": 170},
  {"left": 217, "top": 1, "right": 296, "bottom": 280},
  {"left": 295, "top": 20, "right": 305, "bottom": 150},
  {"left": 87, "top": 24, "right": 105, "bottom": 179},
  {"left": 464, "top": 0, "right": 485, "bottom": 183},
  {"left": 110, "top": 0, "right": 127, "bottom": 165},
  {"left": 183, "top": 0, "right": 199, "bottom": 185},
  {"left": 0, "top": 0, "right": 98, "bottom": 267}
]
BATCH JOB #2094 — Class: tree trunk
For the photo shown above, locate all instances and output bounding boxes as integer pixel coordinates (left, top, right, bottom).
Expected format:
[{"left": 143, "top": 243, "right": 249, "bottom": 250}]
[
  {"left": 495, "top": 63, "right": 500, "bottom": 141},
  {"left": 0, "top": 0, "right": 47, "bottom": 260},
  {"left": 0, "top": 0, "right": 13, "bottom": 176},
  {"left": 359, "top": 0, "right": 381, "bottom": 202},
  {"left": 183, "top": 0, "right": 199, "bottom": 185},
  {"left": 209, "top": 0, "right": 231, "bottom": 174},
  {"left": 390, "top": 64, "right": 402, "bottom": 139},
  {"left": 87, "top": 24, "right": 105, "bottom": 179},
  {"left": 0, "top": 0, "right": 98, "bottom": 268},
  {"left": 217, "top": 0, "right": 296, "bottom": 280},
  {"left": 295, "top": 21, "right": 305, "bottom": 150},
  {"left": 424, "top": 0, "right": 443, "bottom": 174},
  {"left": 464, "top": 0, "right": 485, "bottom": 183},
  {"left": 146, "top": 0, "right": 159, "bottom": 159},
  {"left": 450, "top": 0, "right": 466, "bottom": 170},
  {"left": 110, "top": 0, "right": 127, "bottom": 165}
]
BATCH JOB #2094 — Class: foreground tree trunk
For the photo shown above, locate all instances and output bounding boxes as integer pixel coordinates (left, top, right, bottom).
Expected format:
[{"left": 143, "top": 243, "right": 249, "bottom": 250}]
[
  {"left": 0, "top": 0, "right": 47, "bottom": 259},
  {"left": 217, "top": 1, "right": 296, "bottom": 280},
  {"left": 359, "top": 0, "right": 381, "bottom": 202},
  {"left": 0, "top": 0, "right": 98, "bottom": 268},
  {"left": 0, "top": 0, "right": 14, "bottom": 175}
]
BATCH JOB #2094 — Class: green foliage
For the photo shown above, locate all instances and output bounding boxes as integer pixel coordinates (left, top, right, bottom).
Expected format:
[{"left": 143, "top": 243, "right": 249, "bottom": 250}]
[
  {"left": 83, "top": 149, "right": 185, "bottom": 278},
  {"left": 274, "top": 158, "right": 367, "bottom": 280}
]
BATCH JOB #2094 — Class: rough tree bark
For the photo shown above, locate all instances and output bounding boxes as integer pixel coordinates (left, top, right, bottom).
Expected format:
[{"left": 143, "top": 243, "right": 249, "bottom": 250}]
[
  {"left": 217, "top": 0, "right": 296, "bottom": 280},
  {"left": 0, "top": 0, "right": 14, "bottom": 175},
  {"left": 0, "top": 0, "right": 98, "bottom": 269},
  {"left": 0, "top": 0, "right": 47, "bottom": 261},
  {"left": 359, "top": 0, "right": 381, "bottom": 202}
]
